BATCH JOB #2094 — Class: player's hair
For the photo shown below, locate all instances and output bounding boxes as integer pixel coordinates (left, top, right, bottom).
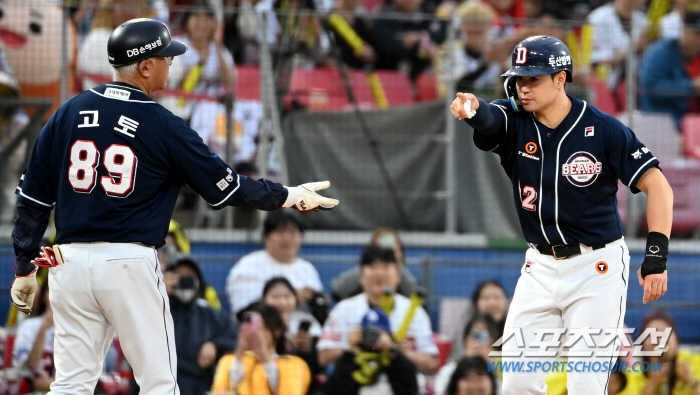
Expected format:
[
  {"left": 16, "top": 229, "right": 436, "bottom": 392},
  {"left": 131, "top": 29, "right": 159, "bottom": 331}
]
[
  {"left": 263, "top": 212, "right": 304, "bottom": 238},
  {"left": 262, "top": 276, "right": 298, "bottom": 304},
  {"left": 359, "top": 245, "right": 397, "bottom": 266},
  {"left": 462, "top": 312, "right": 500, "bottom": 345},
  {"left": 112, "top": 62, "right": 139, "bottom": 79},
  {"left": 446, "top": 356, "right": 496, "bottom": 395}
]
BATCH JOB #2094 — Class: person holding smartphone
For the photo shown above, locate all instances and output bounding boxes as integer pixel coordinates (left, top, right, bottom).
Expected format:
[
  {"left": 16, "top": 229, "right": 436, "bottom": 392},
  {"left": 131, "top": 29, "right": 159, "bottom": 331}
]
[
  {"left": 261, "top": 277, "right": 323, "bottom": 375},
  {"left": 434, "top": 313, "right": 503, "bottom": 395},
  {"left": 211, "top": 304, "right": 311, "bottom": 395}
]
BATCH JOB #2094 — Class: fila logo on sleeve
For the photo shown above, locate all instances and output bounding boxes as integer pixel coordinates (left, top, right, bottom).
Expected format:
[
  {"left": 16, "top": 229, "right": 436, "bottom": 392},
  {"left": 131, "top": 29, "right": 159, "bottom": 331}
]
[{"left": 585, "top": 126, "right": 594, "bottom": 137}]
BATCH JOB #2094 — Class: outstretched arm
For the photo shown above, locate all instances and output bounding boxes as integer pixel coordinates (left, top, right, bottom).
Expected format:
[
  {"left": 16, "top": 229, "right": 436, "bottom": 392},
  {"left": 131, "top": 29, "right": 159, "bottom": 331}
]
[
  {"left": 450, "top": 93, "right": 505, "bottom": 136},
  {"left": 635, "top": 167, "right": 673, "bottom": 304}
]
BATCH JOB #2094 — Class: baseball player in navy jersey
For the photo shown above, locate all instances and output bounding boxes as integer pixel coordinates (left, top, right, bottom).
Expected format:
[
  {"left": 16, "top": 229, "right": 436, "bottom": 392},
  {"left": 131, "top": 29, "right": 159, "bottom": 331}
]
[
  {"left": 450, "top": 36, "right": 673, "bottom": 394},
  {"left": 9, "top": 18, "right": 338, "bottom": 395}
]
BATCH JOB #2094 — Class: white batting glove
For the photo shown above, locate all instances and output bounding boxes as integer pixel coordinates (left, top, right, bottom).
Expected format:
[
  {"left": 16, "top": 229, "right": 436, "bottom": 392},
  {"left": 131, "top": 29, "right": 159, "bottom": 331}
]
[
  {"left": 463, "top": 99, "right": 477, "bottom": 119},
  {"left": 284, "top": 181, "right": 339, "bottom": 212},
  {"left": 11, "top": 270, "right": 37, "bottom": 315},
  {"left": 31, "top": 246, "right": 65, "bottom": 268}
]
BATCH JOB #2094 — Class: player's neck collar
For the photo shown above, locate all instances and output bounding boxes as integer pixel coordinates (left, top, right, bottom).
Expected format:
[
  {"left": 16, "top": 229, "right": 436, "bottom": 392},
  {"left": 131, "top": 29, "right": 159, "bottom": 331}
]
[{"left": 107, "top": 81, "right": 147, "bottom": 94}]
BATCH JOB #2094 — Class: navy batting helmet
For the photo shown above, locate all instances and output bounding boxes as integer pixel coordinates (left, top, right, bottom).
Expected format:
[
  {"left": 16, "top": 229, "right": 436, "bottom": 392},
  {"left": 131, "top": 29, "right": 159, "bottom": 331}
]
[
  {"left": 502, "top": 35, "right": 573, "bottom": 82},
  {"left": 108, "top": 18, "right": 187, "bottom": 67}
]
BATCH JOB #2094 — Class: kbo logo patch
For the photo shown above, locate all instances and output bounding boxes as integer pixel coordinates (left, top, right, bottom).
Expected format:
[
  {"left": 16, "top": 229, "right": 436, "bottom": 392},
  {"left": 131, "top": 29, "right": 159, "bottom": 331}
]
[{"left": 561, "top": 151, "right": 602, "bottom": 187}]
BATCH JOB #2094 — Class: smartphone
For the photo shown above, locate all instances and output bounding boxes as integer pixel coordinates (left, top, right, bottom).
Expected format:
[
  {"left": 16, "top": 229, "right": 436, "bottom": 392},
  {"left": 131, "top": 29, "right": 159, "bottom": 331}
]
[
  {"left": 298, "top": 320, "right": 312, "bottom": 332},
  {"left": 243, "top": 311, "right": 263, "bottom": 331}
]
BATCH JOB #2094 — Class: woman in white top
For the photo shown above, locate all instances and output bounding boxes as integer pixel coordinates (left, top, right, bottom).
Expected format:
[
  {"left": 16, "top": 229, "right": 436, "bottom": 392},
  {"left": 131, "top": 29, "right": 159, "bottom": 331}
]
[{"left": 167, "top": 0, "right": 235, "bottom": 124}]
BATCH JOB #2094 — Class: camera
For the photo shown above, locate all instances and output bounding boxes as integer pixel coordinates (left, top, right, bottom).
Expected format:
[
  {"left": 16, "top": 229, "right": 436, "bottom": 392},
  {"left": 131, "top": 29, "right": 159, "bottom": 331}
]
[
  {"left": 360, "top": 326, "right": 383, "bottom": 350},
  {"left": 177, "top": 275, "right": 196, "bottom": 289}
]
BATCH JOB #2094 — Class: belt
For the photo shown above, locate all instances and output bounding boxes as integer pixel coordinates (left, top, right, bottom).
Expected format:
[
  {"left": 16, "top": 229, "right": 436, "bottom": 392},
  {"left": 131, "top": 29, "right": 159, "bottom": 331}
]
[{"left": 536, "top": 242, "right": 607, "bottom": 260}]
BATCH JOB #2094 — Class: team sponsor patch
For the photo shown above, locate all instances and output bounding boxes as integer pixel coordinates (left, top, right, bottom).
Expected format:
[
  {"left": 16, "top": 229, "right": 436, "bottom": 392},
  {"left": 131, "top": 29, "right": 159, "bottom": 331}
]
[
  {"left": 585, "top": 126, "right": 594, "bottom": 137},
  {"left": 561, "top": 151, "right": 602, "bottom": 187},
  {"left": 104, "top": 88, "right": 131, "bottom": 100},
  {"left": 631, "top": 146, "right": 650, "bottom": 160},
  {"left": 548, "top": 54, "right": 572, "bottom": 68},
  {"left": 518, "top": 142, "right": 540, "bottom": 161},
  {"left": 525, "top": 142, "right": 538, "bottom": 154},
  {"left": 216, "top": 179, "right": 229, "bottom": 191},
  {"left": 126, "top": 37, "right": 163, "bottom": 58},
  {"left": 595, "top": 261, "right": 608, "bottom": 274},
  {"left": 525, "top": 259, "right": 534, "bottom": 273}
]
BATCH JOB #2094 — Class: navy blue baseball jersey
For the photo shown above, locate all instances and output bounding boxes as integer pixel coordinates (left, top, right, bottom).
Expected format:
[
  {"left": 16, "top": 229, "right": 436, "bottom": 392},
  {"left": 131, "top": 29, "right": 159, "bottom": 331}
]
[
  {"left": 16, "top": 82, "right": 286, "bottom": 254},
  {"left": 469, "top": 96, "right": 659, "bottom": 246}
]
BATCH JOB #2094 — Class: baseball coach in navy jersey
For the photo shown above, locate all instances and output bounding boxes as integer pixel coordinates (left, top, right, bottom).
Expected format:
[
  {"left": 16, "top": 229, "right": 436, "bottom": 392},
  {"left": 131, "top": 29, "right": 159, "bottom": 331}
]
[
  {"left": 450, "top": 36, "right": 673, "bottom": 394},
  {"left": 9, "top": 18, "right": 338, "bottom": 395}
]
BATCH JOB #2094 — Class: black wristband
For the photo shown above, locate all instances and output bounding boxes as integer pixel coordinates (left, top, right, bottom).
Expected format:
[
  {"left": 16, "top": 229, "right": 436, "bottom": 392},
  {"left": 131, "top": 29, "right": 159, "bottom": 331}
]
[{"left": 641, "top": 231, "right": 668, "bottom": 278}]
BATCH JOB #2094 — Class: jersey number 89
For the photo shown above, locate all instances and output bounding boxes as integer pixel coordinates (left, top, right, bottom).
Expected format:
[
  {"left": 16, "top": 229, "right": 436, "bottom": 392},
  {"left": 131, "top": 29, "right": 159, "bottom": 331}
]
[{"left": 69, "top": 140, "right": 138, "bottom": 197}]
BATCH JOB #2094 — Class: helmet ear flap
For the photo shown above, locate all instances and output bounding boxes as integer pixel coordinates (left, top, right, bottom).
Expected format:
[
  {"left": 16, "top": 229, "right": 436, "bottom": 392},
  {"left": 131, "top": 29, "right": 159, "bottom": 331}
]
[{"left": 504, "top": 77, "right": 521, "bottom": 112}]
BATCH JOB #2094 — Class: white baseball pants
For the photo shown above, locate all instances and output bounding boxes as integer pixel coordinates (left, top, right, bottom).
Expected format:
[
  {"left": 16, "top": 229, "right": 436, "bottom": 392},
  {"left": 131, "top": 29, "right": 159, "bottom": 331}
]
[
  {"left": 501, "top": 238, "right": 630, "bottom": 395},
  {"left": 47, "top": 243, "right": 179, "bottom": 395}
]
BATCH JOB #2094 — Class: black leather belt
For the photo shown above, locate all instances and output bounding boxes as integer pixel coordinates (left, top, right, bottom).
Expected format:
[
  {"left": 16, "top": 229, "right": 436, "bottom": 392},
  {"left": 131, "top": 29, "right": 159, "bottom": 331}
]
[{"left": 536, "top": 243, "right": 607, "bottom": 260}]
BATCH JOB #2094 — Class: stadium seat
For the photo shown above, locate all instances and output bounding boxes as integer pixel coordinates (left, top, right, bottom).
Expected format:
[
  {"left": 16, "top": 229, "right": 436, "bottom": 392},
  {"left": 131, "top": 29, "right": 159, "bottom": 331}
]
[
  {"left": 236, "top": 67, "right": 261, "bottom": 101},
  {"left": 590, "top": 79, "right": 626, "bottom": 115},
  {"left": 284, "top": 68, "right": 350, "bottom": 111},
  {"left": 590, "top": 80, "right": 616, "bottom": 115},
  {"left": 375, "top": 70, "right": 414, "bottom": 106},
  {"left": 415, "top": 73, "right": 438, "bottom": 102},
  {"left": 681, "top": 114, "right": 700, "bottom": 160},
  {"left": 664, "top": 165, "right": 700, "bottom": 235}
]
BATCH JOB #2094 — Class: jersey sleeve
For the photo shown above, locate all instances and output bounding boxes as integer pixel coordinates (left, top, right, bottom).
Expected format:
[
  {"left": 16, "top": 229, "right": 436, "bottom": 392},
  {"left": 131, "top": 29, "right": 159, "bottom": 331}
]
[
  {"left": 471, "top": 99, "right": 511, "bottom": 154},
  {"left": 17, "top": 111, "right": 59, "bottom": 209},
  {"left": 606, "top": 119, "right": 660, "bottom": 193},
  {"left": 160, "top": 112, "right": 287, "bottom": 210}
]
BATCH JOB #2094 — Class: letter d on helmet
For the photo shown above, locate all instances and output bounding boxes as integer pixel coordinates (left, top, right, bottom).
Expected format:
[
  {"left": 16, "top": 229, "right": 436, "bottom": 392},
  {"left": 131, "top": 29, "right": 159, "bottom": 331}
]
[{"left": 501, "top": 35, "right": 573, "bottom": 112}]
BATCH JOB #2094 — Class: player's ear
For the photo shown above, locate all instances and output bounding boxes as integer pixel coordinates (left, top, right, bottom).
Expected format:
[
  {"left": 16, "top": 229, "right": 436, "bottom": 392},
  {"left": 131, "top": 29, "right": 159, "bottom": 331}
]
[
  {"left": 137, "top": 58, "right": 154, "bottom": 78},
  {"left": 557, "top": 71, "right": 566, "bottom": 88}
]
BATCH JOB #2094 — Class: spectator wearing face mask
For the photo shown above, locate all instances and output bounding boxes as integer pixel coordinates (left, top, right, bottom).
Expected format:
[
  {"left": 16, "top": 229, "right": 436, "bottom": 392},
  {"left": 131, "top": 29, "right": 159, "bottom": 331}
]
[
  {"left": 158, "top": 219, "right": 222, "bottom": 310},
  {"left": 163, "top": 257, "right": 237, "bottom": 395}
]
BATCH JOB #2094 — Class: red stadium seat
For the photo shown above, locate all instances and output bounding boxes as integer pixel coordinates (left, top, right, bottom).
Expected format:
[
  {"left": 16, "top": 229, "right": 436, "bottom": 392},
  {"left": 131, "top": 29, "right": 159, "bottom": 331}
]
[
  {"left": 375, "top": 70, "right": 415, "bottom": 106},
  {"left": 415, "top": 73, "right": 438, "bottom": 102},
  {"left": 681, "top": 114, "right": 700, "bottom": 160},
  {"left": 236, "top": 67, "right": 261, "bottom": 101},
  {"left": 590, "top": 80, "right": 616, "bottom": 115},
  {"left": 665, "top": 165, "right": 700, "bottom": 234},
  {"left": 284, "top": 68, "right": 350, "bottom": 111}
]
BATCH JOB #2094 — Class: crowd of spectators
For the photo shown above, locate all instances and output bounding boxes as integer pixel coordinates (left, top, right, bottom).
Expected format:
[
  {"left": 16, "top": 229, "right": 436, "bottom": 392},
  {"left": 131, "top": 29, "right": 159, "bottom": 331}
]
[{"left": 3, "top": 212, "right": 699, "bottom": 395}]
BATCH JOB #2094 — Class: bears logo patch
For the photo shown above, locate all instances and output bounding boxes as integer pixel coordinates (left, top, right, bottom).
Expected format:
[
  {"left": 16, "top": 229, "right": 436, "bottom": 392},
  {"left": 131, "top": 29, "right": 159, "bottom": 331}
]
[{"left": 561, "top": 151, "right": 602, "bottom": 187}]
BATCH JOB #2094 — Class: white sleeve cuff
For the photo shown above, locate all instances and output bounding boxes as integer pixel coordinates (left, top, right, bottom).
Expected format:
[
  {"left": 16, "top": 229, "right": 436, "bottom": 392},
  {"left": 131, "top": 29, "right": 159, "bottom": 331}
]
[{"left": 282, "top": 186, "right": 301, "bottom": 208}]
